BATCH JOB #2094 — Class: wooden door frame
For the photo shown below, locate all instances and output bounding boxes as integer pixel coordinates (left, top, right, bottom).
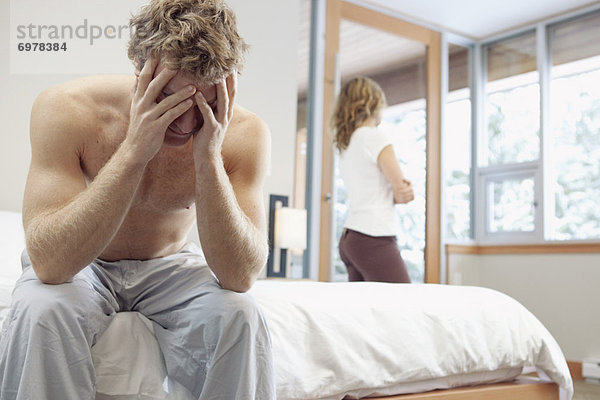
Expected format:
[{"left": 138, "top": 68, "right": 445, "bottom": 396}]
[{"left": 319, "top": 0, "right": 442, "bottom": 283}]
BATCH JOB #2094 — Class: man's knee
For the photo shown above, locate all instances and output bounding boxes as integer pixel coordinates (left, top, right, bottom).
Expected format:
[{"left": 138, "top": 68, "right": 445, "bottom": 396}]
[
  {"left": 202, "top": 289, "right": 269, "bottom": 343},
  {"left": 11, "top": 280, "right": 92, "bottom": 333},
  {"left": 218, "top": 290, "right": 264, "bottom": 323}
]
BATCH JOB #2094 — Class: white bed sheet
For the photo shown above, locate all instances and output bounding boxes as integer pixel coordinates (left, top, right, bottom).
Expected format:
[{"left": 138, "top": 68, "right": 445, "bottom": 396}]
[
  {"left": 0, "top": 211, "right": 574, "bottom": 399},
  {"left": 252, "top": 280, "right": 573, "bottom": 400}
]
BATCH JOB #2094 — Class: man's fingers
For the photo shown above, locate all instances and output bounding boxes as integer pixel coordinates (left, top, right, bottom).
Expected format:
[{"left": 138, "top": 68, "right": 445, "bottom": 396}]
[
  {"left": 226, "top": 72, "right": 236, "bottom": 97},
  {"left": 226, "top": 72, "right": 237, "bottom": 121},
  {"left": 153, "top": 85, "right": 196, "bottom": 117},
  {"left": 157, "top": 98, "right": 194, "bottom": 128},
  {"left": 143, "top": 67, "right": 179, "bottom": 106},
  {"left": 131, "top": 76, "right": 139, "bottom": 97},
  {"left": 195, "top": 91, "right": 217, "bottom": 127},
  {"left": 135, "top": 57, "right": 157, "bottom": 99},
  {"left": 215, "top": 79, "right": 229, "bottom": 123}
]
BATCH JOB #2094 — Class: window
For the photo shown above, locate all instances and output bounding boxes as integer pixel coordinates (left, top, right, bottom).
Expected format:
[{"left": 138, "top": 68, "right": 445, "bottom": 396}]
[
  {"left": 548, "top": 12, "right": 600, "bottom": 240},
  {"left": 380, "top": 101, "right": 426, "bottom": 282},
  {"left": 478, "top": 31, "right": 541, "bottom": 242},
  {"left": 488, "top": 177, "right": 535, "bottom": 232},
  {"left": 474, "top": 11, "right": 600, "bottom": 244},
  {"left": 445, "top": 44, "right": 472, "bottom": 241},
  {"left": 483, "top": 32, "right": 539, "bottom": 167},
  {"left": 484, "top": 169, "right": 539, "bottom": 235}
]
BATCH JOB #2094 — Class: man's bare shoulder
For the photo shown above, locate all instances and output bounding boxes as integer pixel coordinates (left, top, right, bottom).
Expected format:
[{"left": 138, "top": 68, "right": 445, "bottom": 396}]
[
  {"left": 31, "top": 75, "right": 133, "bottom": 150},
  {"left": 229, "top": 105, "right": 270, "bottom": 143},
  {"left": 32, "top": 75, "right": 133, "bottom": 132},
  {"left": 224, "top": 105, "right": 271, "bottom": 178}
]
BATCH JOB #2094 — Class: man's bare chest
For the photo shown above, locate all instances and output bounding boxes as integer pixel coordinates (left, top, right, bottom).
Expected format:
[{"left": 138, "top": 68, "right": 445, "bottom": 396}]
[
  {"left": 82, "top": 130, "right": 196, "bottom": 212},
  {"left": 136, "top": 148, "right": 196, "bottom": 211}
]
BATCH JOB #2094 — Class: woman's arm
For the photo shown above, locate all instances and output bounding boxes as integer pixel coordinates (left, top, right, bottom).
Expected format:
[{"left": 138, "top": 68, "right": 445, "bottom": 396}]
[{"left": 377, "top": 145, "right": 414, "bottom": 204}]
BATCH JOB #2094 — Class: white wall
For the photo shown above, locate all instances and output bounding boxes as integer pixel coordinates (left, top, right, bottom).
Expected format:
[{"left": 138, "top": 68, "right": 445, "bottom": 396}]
[
  {"left": 448, "top": 252, "right": 600, "bottom": 362},
  {"left": 230, "top": 0, "right": 299, "bottom": 202},
  {"left": 0, "top": 0, "right": 298, "bottom": 213}
]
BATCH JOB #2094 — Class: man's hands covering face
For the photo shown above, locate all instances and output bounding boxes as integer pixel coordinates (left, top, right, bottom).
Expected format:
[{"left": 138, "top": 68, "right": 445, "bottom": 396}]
[
  {"left": 192, "top": 72, "right": 237, "bottom": 161},
  {"left": 126, "top": 57, "right": 196, "bottom": 163}
]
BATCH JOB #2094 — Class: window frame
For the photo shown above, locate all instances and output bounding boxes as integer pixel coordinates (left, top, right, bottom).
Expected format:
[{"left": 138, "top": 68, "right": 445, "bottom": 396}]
[
  {"left": 476, "top": 161, "right": 543, "bottom": 244},
  {"left": 473, "top": 9, "right": 600, "bottom": 245}
]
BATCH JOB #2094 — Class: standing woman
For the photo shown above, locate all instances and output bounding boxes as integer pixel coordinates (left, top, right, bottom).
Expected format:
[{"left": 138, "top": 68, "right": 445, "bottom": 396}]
[{"left": 332, "top": 76, "right": 414, "bottom": 283}]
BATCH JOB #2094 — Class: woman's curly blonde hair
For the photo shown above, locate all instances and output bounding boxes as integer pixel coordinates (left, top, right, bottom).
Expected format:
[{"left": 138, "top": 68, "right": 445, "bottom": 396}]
[
  {"left": 127, "top": 0, "right": 248, "bottom": 84},
  {"left": 331, "top": 76, "right": 387, "bottom": 152}
]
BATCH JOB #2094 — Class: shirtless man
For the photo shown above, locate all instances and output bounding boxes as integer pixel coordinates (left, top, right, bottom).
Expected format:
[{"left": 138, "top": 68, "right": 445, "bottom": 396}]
[{"left": 0, "top": 0, "right": 275, "bottom": 399}]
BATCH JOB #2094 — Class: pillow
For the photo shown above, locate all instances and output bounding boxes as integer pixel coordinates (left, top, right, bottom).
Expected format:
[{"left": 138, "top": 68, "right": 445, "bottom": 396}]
[{"left": 0, "top": 211, "right": 25, "bottom": 286}]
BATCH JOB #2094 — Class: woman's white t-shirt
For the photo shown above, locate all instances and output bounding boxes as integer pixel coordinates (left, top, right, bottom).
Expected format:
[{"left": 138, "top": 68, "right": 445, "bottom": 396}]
[{"left": 339, "top": 126, "right": 398, "bottom": 236}]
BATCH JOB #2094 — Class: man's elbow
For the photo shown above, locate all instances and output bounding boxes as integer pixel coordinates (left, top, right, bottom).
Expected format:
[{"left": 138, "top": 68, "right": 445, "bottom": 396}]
[
  {"left": 220, "top": 256, "right": 265, "bottom": 293},
  {"left": 32, "top": 264, "right": 72, "bottom": 285},
  {"left": 220, "top": 274, "right": 257, "bottom": 293},
  {"left": 28, "top": 252, "right": 73, "bottom": 285},
  {"left": 216, "top": 240, "right": 268, "bottom": 292}
]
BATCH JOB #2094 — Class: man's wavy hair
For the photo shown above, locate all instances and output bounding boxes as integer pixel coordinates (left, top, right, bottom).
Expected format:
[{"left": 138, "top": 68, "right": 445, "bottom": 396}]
[
  {"left": 127, "top": 0, "right": 248, "bottom": 83},
  {"left": 331, "top": 76, "right": 387, "bottom": 152}
]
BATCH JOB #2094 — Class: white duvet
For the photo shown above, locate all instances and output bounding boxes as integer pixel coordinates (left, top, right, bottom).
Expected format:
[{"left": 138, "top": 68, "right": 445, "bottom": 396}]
[
  {"left": 253, "top": 280, "right": 573, "bottom": 399},
  {"left": 0, "top": 211, "right": 574, "bottom": 399}
]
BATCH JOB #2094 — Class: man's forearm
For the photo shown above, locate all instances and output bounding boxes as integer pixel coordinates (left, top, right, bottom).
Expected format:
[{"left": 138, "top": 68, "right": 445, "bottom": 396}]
[
  {"left": 194, "top": 158, "right": 268, "bottom": 293},
  {"left": 26, "top": 143, "right": 146, "bottom": 284}
]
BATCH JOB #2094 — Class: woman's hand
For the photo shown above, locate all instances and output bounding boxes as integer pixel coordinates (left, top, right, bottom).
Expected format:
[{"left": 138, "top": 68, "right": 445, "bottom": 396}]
[{"left": 394, "top": 179, "right": 415, "bottom": 204}]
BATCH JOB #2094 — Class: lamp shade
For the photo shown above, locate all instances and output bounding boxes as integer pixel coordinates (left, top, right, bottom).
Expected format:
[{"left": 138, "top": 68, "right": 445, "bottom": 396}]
[{"left": 274, "top": 207, "right": 307, "bottom": 250}]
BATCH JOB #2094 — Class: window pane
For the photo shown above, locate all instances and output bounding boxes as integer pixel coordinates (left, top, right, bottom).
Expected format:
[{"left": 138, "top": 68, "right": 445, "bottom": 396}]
[
  {"left": 486, "top": 32, "right": 537, "bottom": 81},
  {"left": 449, "top": 44, "right": 469, "bottom": 92},
  {"left": 333, "top": 162, "right": 349, "bottom": 279},
  {"left": 488, "top": 177, "right": 535, "bottom": 233},
  {"left": 381, "top": 105, "right": 426, "bottom": 283},
  {"left": 445, "top": 44, "right": 471, "bottom": 241},
  {"left": 485, "top": 83, "right": 540, "bottom": 165},
  {"left": 291, "top": 0, "right": 311, "bottom": 278},
  {"left": 483, "top": 32, "right": 539, "bottom": 166},
  {"left": 445, "top": 97, "right": 471, "bottom": 240},
  {"left": 549, "top": 12, "right": 600, "bottom": 240},
  {"left": 550, "top": 11, "right": 600, "bottom": 67}
]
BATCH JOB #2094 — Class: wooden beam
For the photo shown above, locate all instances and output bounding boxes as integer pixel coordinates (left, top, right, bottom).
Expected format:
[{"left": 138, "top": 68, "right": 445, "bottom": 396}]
[
  {"left": 341, "top": 2, "right": 435, "bottom": 45},
  {"left": 365, "top": 378, "right": 558, "bottom": 400},
  {"left": 318, "top": 0, "right": 342, "bottom": 282},
  {"left": 567, "top": 361, "right": 583, "bottom": 381},
  {"left": 446, "top": 242, "right": 600, "bottom": 255},
  {"left": 425, "top": 31, "right": 442, "bottom": 284}
]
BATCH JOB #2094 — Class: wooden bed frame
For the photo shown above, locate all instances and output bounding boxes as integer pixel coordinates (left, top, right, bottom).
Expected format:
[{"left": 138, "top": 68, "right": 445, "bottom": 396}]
[{"left": 365, "top": 378, "right": 558, "bottom": 400}]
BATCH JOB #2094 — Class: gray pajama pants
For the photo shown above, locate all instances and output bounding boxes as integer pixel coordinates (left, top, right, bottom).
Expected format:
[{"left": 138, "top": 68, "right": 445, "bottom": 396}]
[{"left": 0, "top": 244, "right": 275, "bottom": 400}]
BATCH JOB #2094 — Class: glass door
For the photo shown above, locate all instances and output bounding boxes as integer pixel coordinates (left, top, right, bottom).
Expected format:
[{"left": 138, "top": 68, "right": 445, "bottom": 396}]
[
  {"left": 319, "top": 1, "right": 442, "bottom": 283},
  {"left": 331, "top": 19, "right": 427, "bottom": 282}
]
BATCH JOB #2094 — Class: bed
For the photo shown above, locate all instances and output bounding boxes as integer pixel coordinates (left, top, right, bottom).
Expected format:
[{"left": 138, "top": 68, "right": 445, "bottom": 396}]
[{"left": 0, "top": 210, "right": 573, "bottom": 400}]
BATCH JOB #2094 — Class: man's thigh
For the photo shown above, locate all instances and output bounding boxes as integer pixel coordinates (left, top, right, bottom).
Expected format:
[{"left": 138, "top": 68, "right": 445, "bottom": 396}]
[
  {"left": 128, "top": 253, "right": 269, "bottom": 396},
  {"left": 124, "top": 249, "right": 220, "bottom": 318},
  {"left": 0, "top": 257, "right": 121, "bottom": 399},
  {"left": 6, "top": 257, "right": 120, "bottom": 344}
]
